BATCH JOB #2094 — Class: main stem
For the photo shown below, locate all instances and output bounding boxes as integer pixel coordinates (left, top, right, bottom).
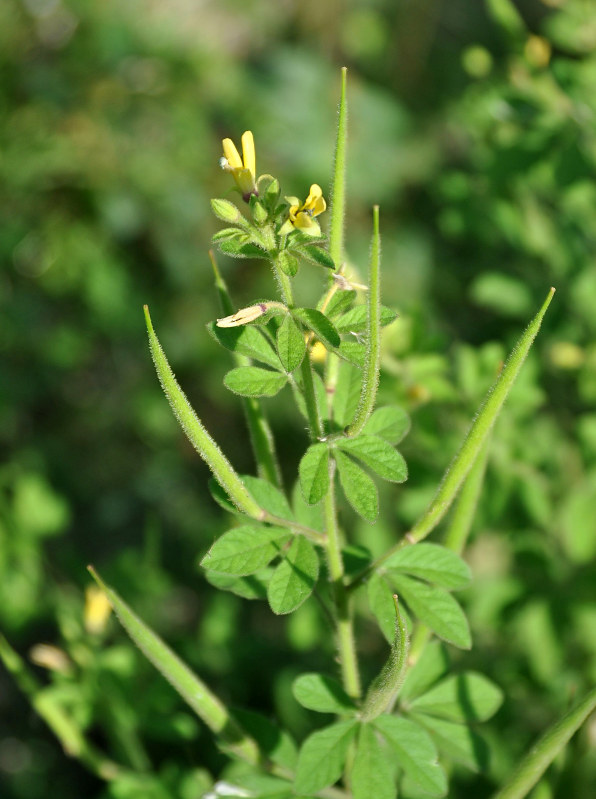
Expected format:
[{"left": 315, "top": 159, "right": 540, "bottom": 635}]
[{"left": 272, "top": 257, "right": 361, "bottom": 700}]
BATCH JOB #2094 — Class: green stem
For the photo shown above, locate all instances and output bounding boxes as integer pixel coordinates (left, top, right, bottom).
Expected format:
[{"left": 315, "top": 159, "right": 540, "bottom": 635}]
[
  {"left": 210, "top": 251, "right": 282, "bottom": 488},
  {"left": 329, "top": 67, "right": 348, "bottom": 269},
  {"left": 88, "top": 567, "right": 260, "bottom": 766},
  {"left": 346, "top": 206, "right": 382, "bottom": 437},
  {"left": 144, "top": 306, "right": 264, "bottom": 521},
  {"left": 407, "top": 287, "right": 555, "bottom": 545},
  {"left": 443, "top": 435, "right": 491, "bottom": 554},
  {"left": 409, "top": 435, "right": 492, "bottom": 665},
  {"left": 347, "top": 288, "right": 555, "bottom": 591},
  {"left": 324, "top": 461, "right": 361, "bottom": 700}
]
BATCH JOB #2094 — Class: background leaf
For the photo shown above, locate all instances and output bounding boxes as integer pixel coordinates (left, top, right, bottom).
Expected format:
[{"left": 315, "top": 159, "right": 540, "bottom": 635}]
[{"left": 351, "top": 723, "right": 395, "bottom": 799}]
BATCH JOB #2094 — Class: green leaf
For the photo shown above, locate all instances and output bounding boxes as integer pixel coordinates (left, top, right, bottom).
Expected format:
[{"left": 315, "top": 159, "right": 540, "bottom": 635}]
[
  {"left": 363, "top": 406, "right": 411, "bottom": 444},
  {"left": 368, "top": 572, "right": 399, "bottom": 644},
  {"left": 299, "top": 443, "right": 330, "bottom": 505},
  {"left": 268, "top": 536, "right": 319, "bottom": 615},
  {"left": 411, "top": 714, "right": 488, "bottom": 771},
  {"left": 292, "top": 673, "right": 357, "bottom": 714},
  {"left": 409, "top": 672, "right": 503, "bottom": 723},
  {"left": 325, "top": 289, "right": 356, "bottom": 319},
  {"left": 211, "top": 227, "right": 245, "bottom": 243},
  {"left": 204, "top": 568, "right": 270, "bottom": 600},
  {"left": 292, "top": 308, "right": 341, "bottom": 350},
  {"left": 224, "top": 366, "right": 288, "bottom": 398},
  {"left": 292, "top": 479, "right": 324, "bottom": 534},
  {"left": 87, "top": 568, "right": 259, "bottom": 765},
  {"left": 217, "top": 239, "right": 266, "bottom": 259},
  {"left": 400, "top": 641, "right": 450, "bottom": 703},
  {"left": 200, "top": 526, "right": 290, "bottom": 576},
  {"left": 294, "top": 720, "right": 358, "bottom": 794},
  {"left": 243, "top": 475, "right": 294, "bottom": 521},
  {"left": 334, "top": 450, "right": 379, "bottom": 522},
  {"left": 233, "top": 708, "right": 298, "bottom": 770},
  {"left": 337, "top": 340, "right": 366, "bottom": 368},
  {"left": 392, "top": 574, "right": 471, "bottom": 649},
  {"left": 335, "top": 305, "right": 397, "bottom": 333},
  {"left": 384, "top": 543, "right": 471, "bottom": 590},
  {"left": 336, "top": 435, "right": 408, "bottom": 483},
  {"left": 207, "top": 322, "right": 282, "bottom": 370},
  {"left": 277, "top": 314, "right": 306, "bottom": 373},
  {"left": 210, "top": 198, "right": 242, "bottom": 223},
  {"left": 492, "top": 685, "right": 596, "bottom": 799},
  {"left": 374, "top": 715, "right": 447, "bottom": 796},
  {"left": 295, "top": 244, "right": 336, "bottom": 270},
  {"left": 332, "top": 362, "right": 362, "bottom": 428},
  {"left": 362, "top": 595, "right": 409, "bottom": 721},
  {"left": 277, "top": 250, "right": 299, "bottom": 277},
  {"left": 351, "top": 723, "right": 395, "bottom": 799}
]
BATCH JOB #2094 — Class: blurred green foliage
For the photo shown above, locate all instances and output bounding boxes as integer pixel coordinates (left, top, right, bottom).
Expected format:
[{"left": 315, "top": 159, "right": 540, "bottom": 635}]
[{"left": 1, "top": 0, "right": 595, "bottom": 797}]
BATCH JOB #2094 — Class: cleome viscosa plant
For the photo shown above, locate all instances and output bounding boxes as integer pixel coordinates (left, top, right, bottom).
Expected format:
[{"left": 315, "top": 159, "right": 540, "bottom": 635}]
[{"left": 5, "top": 67, "right": 594, "bottom": 799}]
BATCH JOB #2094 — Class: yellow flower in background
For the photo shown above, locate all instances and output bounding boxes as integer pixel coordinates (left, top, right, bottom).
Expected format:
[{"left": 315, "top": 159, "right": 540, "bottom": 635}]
[
  {"left": 287, "top": 184, "right": 326, "bottom": 235},
  {"left": 84, "top": 584, "right": 112, "bottom": 634},
  {"left": 220, "top": 131, "right": 257, "bottom": 200}
]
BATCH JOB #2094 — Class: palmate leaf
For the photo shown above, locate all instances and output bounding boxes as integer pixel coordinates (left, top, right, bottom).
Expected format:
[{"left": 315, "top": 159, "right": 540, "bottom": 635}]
[
  {"left": 411, "top": 713, "right": 489, "bottom": 772},
  {"left": 362, "top": 405, "right": 411, "bottom": 444},
  {"left": 267, "top": 536, "right": 319, "bottom": 615},
  {"left": 334, "top": 450, "right": 379, "bottom": 522},
  {"left": 392, "top": 574, "right": 471, "bottom": 650},
  {"left": 333, "top": 361, "right": 362, "bottom": 428},
  {"left": 351, "top": 723, "right": 395, "bottom": 799},
  {"left": 206, "top": 322, "right": 282, "bottom": 370},
  {"left": 204, "top": 568, "right": 271, "bottom": 601},
  {"left": 294, "top": 720, "right": 359, "bottom": 794},
  {"left": 87, "top": 568, "right": 259, "bottom": 765},
  {"left": 243, "top": 475, "right": 294, "bottom": 521},
  {"left": 409, "top": 672, "right": 503, "bottom": 723},
  {"left": 200, "top": 526, "right": 290, "bottom": 576},
  {"left": 224, "top": 366, "right": 288, "bottom": 398},
  {"left": 335, "top": 435, "right": 408, "bottom": 483},
  {"left": 276, "top": 313, "right": 306, "bottom": 372},
  {"left": 299, "top": 443, "right": 330, "bottom": 505},
  {"left": 400, "top": 641, "right": 450, "bottom": 704},
  {"left": 335, "top": 304, "right": 397, "bottom": 333},
  {"left": 384, "top": 543, "right": 471, "bottom": 590},
  {"left": 292, "top": 673, "right": 357, "bottom": 714},
  {"left": 292, "top": 308, "right": 341, "bottom": 350},
  {"left": 374, "top": 715, "right": 447, "bottom": 797}
]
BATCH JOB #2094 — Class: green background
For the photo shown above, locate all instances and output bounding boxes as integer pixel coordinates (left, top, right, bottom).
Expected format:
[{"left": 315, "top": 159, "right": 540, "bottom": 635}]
[{"left": 1, "top": 0, "right": 595, "bottom": 797}]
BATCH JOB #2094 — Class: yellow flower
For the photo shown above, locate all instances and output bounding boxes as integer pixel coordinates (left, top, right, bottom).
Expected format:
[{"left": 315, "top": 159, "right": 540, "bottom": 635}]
[
  {"left": 216, "top": 301, "right": 286, "bottom": 328},
  {"left": 286, "top": 184, "right": 326, "bottom": 235},
  {"left": 84, "top": 584, "right": 112, "bottom": 634},
  {"left": 220, "top": 131, "right": 257, "bottom": 200}
]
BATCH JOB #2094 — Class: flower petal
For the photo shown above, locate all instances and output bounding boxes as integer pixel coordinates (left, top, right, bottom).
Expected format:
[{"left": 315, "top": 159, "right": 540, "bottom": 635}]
[
  {"left": 241, "top": 131, "right": 256, "bottom": 178},
  {"left": 222, "top": 138, "right": 243, "bottom": 169}
]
